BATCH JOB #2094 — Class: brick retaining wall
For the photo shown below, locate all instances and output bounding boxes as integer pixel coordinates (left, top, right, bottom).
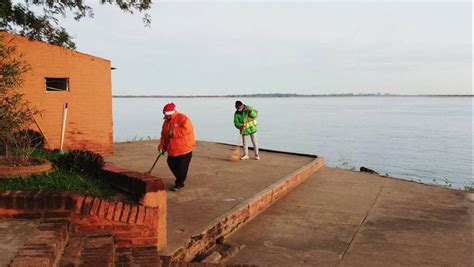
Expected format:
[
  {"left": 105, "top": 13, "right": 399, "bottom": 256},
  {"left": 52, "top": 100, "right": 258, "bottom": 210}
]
[{"left": 0, "top": 163, "right": 167, "bottom": 266}]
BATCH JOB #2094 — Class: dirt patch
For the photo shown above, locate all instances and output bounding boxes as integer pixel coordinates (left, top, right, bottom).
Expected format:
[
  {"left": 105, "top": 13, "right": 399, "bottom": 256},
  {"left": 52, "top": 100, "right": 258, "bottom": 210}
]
[{"left": 0, "top": 157, "right": 53, "bottom": 178}]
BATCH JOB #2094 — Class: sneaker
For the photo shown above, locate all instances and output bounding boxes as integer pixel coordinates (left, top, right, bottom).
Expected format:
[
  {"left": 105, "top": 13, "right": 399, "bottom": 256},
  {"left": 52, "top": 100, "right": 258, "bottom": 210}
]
[
  {"left": 255, "top": 154, "right": 260, "bottom": 160},
  {"left": 240, "top": 155, "right": 249, "bottom": 160}
]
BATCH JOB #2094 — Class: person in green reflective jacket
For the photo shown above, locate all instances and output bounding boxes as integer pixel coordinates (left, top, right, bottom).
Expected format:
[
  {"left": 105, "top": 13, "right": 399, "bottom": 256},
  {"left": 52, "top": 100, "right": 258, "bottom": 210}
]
[{"left": 234, "top": 100, "right": 259, "bottom": 160}]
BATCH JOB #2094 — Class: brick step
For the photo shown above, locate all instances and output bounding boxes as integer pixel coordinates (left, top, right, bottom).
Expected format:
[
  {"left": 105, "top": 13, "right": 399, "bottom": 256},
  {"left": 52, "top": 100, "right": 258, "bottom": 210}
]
[
  {"left": 59, "top": 234, "right": 114, "bottom": 267},
  {"left": 10, "top": 219, "right": 69, "bottom": 267},
  {"left": 115, "top": 246, "right": 161, "bottom": 266}
]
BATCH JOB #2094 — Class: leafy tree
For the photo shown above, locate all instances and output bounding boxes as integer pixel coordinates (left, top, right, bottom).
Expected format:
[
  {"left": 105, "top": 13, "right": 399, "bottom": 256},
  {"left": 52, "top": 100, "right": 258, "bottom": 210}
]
[
  {"left": 1, "top": 1, "right": 153, "bottom": 165},
  {"left": 0, "top": 35, "right": 41, "bottom": 165},
  {"left": 0, "top": 0, "right": 153, "bottom": 49}
]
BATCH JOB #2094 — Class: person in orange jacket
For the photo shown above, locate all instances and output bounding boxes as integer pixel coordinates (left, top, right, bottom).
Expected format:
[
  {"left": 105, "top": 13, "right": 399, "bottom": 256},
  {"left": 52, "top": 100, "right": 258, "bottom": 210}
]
[{"left": 158, "top": 103, "right": 195, "bottom": 191}]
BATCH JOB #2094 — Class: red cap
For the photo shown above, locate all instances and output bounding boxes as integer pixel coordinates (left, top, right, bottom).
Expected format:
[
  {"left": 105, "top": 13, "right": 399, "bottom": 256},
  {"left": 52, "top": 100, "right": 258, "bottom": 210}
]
[{"left": 163, "top": 103, "right": 176, "bottom": 115}]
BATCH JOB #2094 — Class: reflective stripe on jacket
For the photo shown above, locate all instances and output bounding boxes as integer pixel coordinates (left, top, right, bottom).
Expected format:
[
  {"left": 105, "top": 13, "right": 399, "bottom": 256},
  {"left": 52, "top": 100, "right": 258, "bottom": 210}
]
[
  {"left": 234, "top": 105, "right": 258, "bottom": 135},
  {"left": 158, "top": 112, "right": 195, "bottom": 157}
]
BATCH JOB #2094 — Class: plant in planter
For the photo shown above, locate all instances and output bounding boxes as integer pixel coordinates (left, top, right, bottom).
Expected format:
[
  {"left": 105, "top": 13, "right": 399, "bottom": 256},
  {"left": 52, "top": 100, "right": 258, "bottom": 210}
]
[
  {"left": 0, "top": 149, "right": 117, "bottom": 199},
  {"left": 0, "top": 34, "right": 42, "bottom": 167},
  {"left": 53, "top": 150, "right": 105, "bottom": 176}
]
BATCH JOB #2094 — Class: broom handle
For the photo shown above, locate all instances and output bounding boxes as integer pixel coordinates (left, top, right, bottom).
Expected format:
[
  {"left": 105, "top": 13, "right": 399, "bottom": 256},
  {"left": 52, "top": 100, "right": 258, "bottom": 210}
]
[
  {"left": 146, "top": 154, "right": 161, "bottom": 174},
  {"left": 28, "top": 107, "right": 53, "bottom": 150}
]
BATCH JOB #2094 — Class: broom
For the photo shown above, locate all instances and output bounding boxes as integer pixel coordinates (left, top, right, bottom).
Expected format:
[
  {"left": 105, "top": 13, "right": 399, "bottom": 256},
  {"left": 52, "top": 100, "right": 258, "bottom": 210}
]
[{"left": 230, "top": 116, "right": 248, "bottom": 161}]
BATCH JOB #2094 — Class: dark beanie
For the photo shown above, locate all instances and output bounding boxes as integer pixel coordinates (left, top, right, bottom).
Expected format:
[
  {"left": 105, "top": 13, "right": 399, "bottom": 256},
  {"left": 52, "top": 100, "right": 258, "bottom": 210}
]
[{"left": 235, "top": 100, "right": 243, "bottom": 108}]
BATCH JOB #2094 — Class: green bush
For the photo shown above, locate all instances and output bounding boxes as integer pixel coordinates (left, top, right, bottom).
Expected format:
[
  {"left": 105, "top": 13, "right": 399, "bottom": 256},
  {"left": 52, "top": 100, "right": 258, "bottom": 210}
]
[
  {"left": 53, "top": 150, "right": 105, "bottom": 176},
  {"left": 0, "top": 170, "right": 115, "bottom": 199}
]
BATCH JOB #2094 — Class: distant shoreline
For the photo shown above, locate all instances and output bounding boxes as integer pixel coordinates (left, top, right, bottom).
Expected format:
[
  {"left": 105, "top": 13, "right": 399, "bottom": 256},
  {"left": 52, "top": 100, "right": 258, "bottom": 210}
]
[{"left": 113, "top": 94, "right": 473, "bottom": 98}]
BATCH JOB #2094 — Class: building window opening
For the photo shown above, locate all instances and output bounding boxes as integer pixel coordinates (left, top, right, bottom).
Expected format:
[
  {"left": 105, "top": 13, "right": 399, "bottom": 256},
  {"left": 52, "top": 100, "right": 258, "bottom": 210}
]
[{"left": 45, "top": 78, "right": 69, "bottom": 92}]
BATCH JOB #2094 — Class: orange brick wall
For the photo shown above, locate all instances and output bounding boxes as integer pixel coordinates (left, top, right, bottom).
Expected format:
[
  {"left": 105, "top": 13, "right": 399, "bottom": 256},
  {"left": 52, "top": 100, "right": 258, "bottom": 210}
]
[{"left": 3, "top": 32, "right": 113, "bottom": 156}]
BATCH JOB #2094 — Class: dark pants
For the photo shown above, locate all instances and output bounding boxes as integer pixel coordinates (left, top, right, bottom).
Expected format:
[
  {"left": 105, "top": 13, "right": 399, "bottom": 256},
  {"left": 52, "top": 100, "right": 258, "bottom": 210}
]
[{"left": 167, "top": 152, "right": 192, "bottom": 187}]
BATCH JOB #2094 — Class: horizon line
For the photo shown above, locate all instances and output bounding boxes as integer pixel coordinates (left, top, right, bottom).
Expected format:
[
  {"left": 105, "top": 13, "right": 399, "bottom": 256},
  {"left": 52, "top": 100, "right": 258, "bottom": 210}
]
[{"left": 113, "top": 93, "right": 473, "bottom": 98}]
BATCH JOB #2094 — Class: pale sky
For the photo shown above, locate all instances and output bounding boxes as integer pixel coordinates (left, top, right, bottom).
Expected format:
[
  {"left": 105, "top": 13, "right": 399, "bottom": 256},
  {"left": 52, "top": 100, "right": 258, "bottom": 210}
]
[{"left": 59, "top": 1, "right": 472, "bottom": 95}]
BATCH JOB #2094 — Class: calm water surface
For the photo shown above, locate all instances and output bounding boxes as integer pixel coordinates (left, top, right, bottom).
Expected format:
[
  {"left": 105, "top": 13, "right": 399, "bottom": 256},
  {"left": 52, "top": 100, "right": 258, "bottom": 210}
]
[{"left": 113, "top": 97, "right": 473, "bottom": 189}]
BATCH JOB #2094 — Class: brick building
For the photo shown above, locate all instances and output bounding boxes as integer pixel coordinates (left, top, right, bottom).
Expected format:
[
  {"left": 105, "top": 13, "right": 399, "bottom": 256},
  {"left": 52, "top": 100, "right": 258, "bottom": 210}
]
[{"left": 2, "top": 32, "right": 113, "bottom": 156}]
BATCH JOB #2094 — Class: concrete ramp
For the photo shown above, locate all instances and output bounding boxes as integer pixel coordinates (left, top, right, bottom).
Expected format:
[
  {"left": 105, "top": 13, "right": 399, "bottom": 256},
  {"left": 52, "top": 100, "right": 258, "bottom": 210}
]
[{"left": 226, "top": 167, "right": 473, "bottom": 266}]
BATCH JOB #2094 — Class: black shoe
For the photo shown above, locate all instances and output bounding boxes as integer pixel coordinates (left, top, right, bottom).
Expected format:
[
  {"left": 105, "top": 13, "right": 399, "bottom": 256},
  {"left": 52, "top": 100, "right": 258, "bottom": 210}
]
[{"left": 171, "top": 185, "right": 184, "bottom": 191}]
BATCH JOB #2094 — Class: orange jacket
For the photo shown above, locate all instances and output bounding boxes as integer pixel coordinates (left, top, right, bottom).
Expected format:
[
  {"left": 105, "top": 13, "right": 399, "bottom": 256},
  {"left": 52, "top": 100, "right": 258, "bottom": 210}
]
[{"left": 158, "top": 112, "right": 195, "bottom": 157}]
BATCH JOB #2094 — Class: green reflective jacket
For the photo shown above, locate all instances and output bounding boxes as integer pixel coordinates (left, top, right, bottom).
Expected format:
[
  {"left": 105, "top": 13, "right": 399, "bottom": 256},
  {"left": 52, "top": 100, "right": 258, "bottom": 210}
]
[{"left": 234, "top": 105, "right": 258, "bottom": 135}]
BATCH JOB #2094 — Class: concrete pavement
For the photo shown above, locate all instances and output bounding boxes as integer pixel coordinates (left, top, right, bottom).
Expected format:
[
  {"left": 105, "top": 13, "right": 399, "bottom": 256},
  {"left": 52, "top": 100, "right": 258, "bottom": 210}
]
[
  {"left": 1, "top": 141, "right": 471, "bottom": 265},
  {"left": 226, "top": 167, "right": 473, "bottom": 266}
]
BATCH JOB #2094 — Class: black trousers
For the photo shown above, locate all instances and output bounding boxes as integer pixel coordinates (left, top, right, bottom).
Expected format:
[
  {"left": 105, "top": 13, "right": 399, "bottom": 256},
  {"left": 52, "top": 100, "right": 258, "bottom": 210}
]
[{"left": 167, "top": 152, "right": 192, "bottom": 187}]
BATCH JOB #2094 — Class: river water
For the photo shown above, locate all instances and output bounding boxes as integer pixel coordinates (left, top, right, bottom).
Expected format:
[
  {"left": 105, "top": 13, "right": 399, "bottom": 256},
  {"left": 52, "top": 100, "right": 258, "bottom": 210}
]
[{"left": 113, "top": 96, "right": 472, "bottom": 189}]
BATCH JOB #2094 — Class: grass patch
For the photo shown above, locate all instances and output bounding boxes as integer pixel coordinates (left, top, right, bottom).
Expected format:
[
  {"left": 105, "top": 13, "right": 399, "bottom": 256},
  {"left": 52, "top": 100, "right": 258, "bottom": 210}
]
[
  {"left": 31, "top": 149, "right": 62, "bottom": 161},
  {"left": 0, "top": 170, "right": 116, "bottom": 199},
  {"left": 0, "top": 149, "right": 117, "bottom": 199},
  {"left": 0, "top": 149, "right": 137, "bottom": 200}
]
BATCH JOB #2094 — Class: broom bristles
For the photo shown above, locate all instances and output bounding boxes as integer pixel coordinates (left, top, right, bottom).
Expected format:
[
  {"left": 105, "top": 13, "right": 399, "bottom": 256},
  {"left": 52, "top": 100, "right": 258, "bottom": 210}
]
[
  {"left": 230, "top": 132, "right": 243, "bottom": 161},
  {"left": 230, "top": 146, "right": 241, "bottom": 161}
]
